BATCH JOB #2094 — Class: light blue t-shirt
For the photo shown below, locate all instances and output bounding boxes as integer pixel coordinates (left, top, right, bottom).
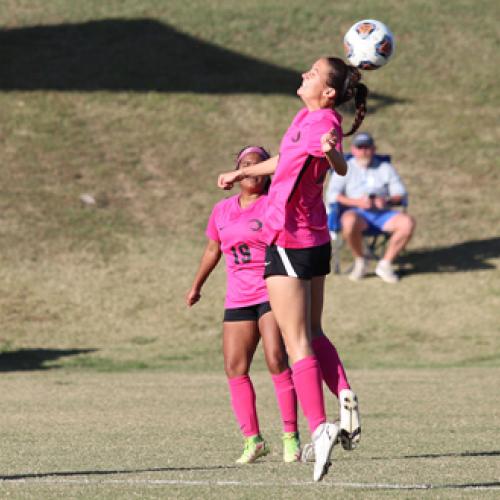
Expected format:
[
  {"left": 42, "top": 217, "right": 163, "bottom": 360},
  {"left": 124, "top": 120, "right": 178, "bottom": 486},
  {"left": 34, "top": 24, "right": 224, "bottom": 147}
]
[{"left": 326, "top": 155, "right": 407, "bottom": 204}]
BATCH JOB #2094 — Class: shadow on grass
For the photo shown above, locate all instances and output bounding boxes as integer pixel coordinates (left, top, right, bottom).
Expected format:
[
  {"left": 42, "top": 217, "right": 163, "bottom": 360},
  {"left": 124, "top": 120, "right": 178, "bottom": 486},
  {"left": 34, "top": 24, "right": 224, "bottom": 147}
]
[
  {"left": 0, "top": 348, "right": 97, "bottom": 372},
  {"left": 404, "top": 450, "right": 500, "bottom": 459},
  {"left": 371, "top": 450, "right": 500, "bottom": 460},
  {"left": 0, "top": 465, "right": 236, "bottom": 481},
  {"left": 0, "top": 18, "right": 404, "bottom": 111},
  {"left": 440, "top": 482, "right": 500, "bottom": 490},
  {"left": 399, "top": 237, "right": 500, "bottom": 275}
]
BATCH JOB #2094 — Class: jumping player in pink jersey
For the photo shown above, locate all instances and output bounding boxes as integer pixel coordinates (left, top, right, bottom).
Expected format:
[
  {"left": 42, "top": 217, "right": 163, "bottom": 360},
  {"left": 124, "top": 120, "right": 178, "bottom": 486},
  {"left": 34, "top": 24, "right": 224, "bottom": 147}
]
[
  {"left": 187, "top": 146, "right": 301, "bottom": 464},
  {"left": 218, "top": 57, "right": 368, "bottom": 481}
]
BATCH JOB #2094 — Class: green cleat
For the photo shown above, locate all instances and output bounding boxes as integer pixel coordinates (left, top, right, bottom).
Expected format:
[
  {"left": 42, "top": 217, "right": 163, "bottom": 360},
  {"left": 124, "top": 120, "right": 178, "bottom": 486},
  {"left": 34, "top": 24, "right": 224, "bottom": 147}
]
[
  {"left": 235, "top": 435, "right": 270, "bottom": 464},
  {"left": 282, "top": 432, "right": 301, "bottom": 463}
]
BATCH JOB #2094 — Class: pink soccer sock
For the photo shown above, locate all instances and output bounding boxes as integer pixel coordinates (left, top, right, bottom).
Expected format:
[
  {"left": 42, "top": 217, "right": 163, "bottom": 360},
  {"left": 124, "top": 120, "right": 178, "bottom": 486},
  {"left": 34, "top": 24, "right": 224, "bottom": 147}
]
[
  {"left": 227, "top": 375, "right": 260, "bottom": 437},
  {"left": 271, "top": 368, "right": 298, "bottom": 433},
  {"left": 312, "top": 335, "right": 350, "bottom": 397},
  {"left": 291, "top": 356, "right": 326, "bottom": 434}
]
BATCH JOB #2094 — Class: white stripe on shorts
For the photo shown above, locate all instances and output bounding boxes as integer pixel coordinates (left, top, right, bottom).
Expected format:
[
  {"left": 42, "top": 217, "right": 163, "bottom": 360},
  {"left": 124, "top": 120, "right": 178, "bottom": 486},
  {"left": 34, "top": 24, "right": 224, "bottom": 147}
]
[{"left": 276, "top": 246, "right": 298, "bottom": 278}]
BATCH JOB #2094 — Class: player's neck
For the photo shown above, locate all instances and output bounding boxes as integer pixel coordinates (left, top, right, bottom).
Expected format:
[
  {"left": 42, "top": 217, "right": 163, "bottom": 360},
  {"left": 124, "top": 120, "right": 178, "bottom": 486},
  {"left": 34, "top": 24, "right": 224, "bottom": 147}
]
[
  {"left": 301, "top": 95, "right": 330, "bottom": 111},
  {"left": 239, "top": 192, "right": 260, "bottom": 209},
  {"left": 300, "top": 95, "right": 321, "bottom": 111}
]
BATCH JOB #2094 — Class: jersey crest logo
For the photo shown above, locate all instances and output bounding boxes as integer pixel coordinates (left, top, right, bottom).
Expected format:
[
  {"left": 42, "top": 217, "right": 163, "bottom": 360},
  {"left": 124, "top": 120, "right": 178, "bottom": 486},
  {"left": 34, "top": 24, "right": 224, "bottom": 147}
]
[
  {"left": 290, "top": 131, "right": 301, "bottom": 143},
  {"left": 248, "top": 219, "right": 263, "bottom": 231}
]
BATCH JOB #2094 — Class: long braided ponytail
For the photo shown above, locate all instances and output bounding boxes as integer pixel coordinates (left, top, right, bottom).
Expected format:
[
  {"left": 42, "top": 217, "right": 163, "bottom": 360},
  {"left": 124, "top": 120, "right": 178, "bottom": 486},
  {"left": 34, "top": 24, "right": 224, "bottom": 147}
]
[{"left": 326, "top": 57, "right": 368, "bottom": 136}]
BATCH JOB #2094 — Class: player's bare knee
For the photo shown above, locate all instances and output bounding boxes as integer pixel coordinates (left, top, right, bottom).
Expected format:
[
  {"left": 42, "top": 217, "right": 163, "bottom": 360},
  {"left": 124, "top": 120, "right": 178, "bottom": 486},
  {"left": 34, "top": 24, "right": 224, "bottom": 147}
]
[
  {"left": 224, "top": 359, "right": 249, "bottom": 378},
  {"left": 265, "top": 351, "right": 288, "bottom": 375}
]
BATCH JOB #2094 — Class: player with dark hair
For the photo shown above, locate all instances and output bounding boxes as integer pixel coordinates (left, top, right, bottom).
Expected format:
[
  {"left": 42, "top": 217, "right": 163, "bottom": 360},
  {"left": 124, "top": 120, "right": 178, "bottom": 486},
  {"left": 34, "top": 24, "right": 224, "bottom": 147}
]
[
  {"left": 187, "top": 146, "right": 301, "bottom": 465},
  {"left": 217, "top": 57, "right": 367, "bottom": 481}
]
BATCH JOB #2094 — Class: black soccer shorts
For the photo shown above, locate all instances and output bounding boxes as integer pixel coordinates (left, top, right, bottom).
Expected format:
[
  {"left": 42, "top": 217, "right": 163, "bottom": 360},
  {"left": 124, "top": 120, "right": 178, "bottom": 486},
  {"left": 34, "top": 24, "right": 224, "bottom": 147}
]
[
  {"left": 263, "top": 242, "right": 331, "bottom": 280},
  {"left": 223, "top": 301, "right": 272, "bottom": 322}
]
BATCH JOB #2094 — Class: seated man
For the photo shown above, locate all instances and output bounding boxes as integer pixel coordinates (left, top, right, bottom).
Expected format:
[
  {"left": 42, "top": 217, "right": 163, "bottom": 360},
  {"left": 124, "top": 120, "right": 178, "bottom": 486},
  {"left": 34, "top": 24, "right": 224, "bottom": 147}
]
[{"left": 326, "top": 132, "right": 416, "bottom": 283}]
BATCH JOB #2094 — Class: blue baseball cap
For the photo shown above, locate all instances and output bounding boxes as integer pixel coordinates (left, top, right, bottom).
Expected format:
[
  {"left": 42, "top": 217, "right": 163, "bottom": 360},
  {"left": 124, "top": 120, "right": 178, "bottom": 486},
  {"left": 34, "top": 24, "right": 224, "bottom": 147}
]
[{"left": 352, "top": 132, "right": 374, "bottom": 147}]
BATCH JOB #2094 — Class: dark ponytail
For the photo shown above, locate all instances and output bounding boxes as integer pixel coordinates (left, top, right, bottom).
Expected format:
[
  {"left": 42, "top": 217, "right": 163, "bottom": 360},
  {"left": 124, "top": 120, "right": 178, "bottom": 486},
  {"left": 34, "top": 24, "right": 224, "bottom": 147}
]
[
  {"left": 344, "top": 81, "right": 368, "bottom": 136},
  {"left": 326, "top": 57, "right": 369, "bottom": 136}
]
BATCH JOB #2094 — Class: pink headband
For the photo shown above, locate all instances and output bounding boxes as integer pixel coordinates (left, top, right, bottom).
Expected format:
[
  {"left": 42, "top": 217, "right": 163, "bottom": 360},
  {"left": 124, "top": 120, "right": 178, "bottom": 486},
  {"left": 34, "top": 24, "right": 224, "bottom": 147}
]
[{"left": 236, "top": 146, "right": 270, "bottom": 165}]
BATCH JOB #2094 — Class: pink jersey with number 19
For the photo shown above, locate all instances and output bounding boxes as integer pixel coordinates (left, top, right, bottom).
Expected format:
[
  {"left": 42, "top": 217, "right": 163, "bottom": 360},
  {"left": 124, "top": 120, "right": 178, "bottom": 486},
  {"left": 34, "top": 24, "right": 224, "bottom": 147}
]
[
  {"left": 263, "top": 107, "right": 343, "bottom": 248},
  {"left": 206, "top": 194, "right": 269, "bottom": 309}
]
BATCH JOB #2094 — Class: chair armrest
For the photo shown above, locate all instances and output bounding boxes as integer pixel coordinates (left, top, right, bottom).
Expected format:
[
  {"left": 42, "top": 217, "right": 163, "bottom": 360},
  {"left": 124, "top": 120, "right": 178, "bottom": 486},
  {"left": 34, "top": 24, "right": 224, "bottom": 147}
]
[
  {"left": 327, "top": 202, "right": 342, "bottom": 232},
  {"left": 390, "top": 194, "right": 408, "bottom": 209}
]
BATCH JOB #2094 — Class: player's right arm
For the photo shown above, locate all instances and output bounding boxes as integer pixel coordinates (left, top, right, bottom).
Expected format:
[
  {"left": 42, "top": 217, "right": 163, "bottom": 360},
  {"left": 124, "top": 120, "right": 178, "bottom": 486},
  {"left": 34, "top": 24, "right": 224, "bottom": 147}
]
[
  {"left": 217, "top": 155, "right": 279, "bottom": 190},
  {"left": 186, "top": 238, "right": 222, "bottom": 306}
]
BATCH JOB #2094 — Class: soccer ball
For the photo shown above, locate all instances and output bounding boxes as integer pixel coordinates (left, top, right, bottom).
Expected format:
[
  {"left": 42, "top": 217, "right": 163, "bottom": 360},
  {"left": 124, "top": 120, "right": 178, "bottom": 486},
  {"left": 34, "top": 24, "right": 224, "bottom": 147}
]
[{"left": 343, "top": 19, "right": 395, "bottom": 70}]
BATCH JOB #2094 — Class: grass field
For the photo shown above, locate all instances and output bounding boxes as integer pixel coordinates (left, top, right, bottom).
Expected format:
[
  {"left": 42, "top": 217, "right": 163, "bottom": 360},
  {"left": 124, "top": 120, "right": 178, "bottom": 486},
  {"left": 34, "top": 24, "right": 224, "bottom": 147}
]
[
  {"left": 1, "top": 369, "right": 500, "bottom": 498},
  {"left": 0, "top": 0, "right": 499, "bottom": 497}
]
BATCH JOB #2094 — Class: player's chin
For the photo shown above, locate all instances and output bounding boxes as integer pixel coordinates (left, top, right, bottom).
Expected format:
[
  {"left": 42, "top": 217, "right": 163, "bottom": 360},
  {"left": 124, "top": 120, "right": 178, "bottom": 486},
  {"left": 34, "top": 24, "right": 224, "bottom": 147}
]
[{"left": 244, "top": 178, "right": 259, "bottom": 188}]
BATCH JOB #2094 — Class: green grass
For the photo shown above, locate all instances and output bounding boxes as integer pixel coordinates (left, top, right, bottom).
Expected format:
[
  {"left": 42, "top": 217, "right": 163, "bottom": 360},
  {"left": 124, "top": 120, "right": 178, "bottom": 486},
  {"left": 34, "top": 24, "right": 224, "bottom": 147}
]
[
  {"left": 0, "top": 0, "right": 498, "bottom": 375},
  {"left": 0, "top": 0, "right": 499, "bottom": 497},
  {"left": 0, "top": 369, "right": 499, "bottom": 498}
]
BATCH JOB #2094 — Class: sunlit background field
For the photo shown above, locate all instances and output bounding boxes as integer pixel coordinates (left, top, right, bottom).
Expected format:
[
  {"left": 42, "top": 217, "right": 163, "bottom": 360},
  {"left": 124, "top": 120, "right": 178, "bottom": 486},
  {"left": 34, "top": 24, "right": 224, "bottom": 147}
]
[{"left": 0, "top": 0, "right": 499, "bottom": 497}]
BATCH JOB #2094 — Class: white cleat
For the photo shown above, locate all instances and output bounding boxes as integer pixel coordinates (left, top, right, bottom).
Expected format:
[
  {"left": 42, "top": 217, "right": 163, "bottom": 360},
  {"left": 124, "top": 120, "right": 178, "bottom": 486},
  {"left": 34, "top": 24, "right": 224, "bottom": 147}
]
[
  {"left": 339, "top": 389, "right": 361, "bottom": 450},
  {"left": 312, "top": 422, "right": 339, "bottom": 482}
]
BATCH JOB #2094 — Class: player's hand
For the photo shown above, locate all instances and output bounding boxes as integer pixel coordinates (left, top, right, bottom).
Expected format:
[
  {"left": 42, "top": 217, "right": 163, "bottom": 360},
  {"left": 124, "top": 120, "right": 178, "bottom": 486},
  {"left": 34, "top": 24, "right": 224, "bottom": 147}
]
[
  {"left": 320, "top": 128, "right": 339, "bottom": 153},
  {"left": 357, "top": 196, "right": 372, "bottom": 210},
  {"left": 218, "top": 170, "right": 241, "bottom": 190},
  {"left": 186, "top": 288, "right": 201, "bottom": 307}
]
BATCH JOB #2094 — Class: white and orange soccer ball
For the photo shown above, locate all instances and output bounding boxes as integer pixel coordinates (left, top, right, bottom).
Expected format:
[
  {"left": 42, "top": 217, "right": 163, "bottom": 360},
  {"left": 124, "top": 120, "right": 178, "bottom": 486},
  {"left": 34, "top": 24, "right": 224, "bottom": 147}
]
[{"left": 343, "top": 19, "right": 395, "bottom": 70}]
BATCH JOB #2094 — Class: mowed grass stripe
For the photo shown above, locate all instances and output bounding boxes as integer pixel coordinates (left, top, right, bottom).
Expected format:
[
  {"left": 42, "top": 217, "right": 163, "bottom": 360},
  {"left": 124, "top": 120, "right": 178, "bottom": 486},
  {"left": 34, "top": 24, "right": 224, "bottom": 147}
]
[{"left": 2, "top": 478, "right": 500, "bottom": 491}]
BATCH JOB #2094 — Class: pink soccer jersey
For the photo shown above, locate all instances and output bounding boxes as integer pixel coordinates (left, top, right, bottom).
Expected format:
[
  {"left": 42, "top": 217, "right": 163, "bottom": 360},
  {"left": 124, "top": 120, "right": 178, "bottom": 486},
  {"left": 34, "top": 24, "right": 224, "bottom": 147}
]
[
  {"left": 206, "top": 194, "right": 269, "bottom": 309},
  {"left": 263, "top": 107, "right": 343, "bottom": 248}
]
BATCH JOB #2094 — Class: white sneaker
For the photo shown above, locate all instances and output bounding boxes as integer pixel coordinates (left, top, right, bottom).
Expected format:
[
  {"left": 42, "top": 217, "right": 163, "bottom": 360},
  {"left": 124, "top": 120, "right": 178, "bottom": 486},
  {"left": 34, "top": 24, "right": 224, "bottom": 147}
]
[
  {"left": 312, "top": 422, "right": 339, "bottom": 482},
  {"left": 348, "top": 257, "right": 367, "bottom": 281},
  {"left": 339, "top": 389, "right": 361, "bottom": 450},
  {"left": 375, "top": 260, "right": 399, "bottom": 283},
  {"left": 300, "top": 442, "right": 315, "bottom": 463}
]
